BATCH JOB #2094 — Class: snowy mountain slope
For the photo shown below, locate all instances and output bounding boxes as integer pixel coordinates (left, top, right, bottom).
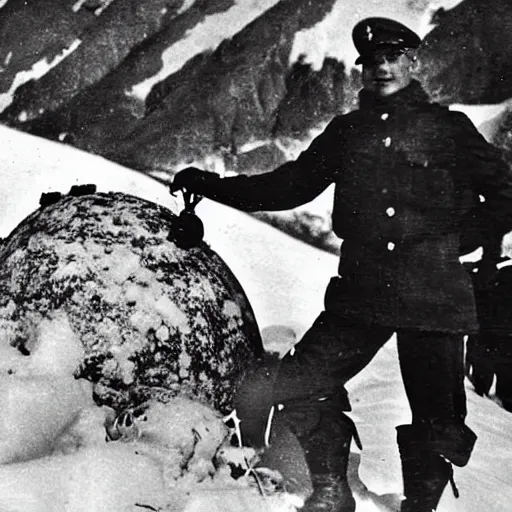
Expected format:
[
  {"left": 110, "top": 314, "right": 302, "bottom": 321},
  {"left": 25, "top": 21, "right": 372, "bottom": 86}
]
[
  {"left": 196, "top": 198, "right": 337, "bottom": 333},
  {"left": 0, "top": 0, "right": 346, "bottom": 173},
  {"left": 347, "top": 337, "right": 512, "bottom": 511},
  {"left": 0, "top": 121, "right": 511, "bottom": 512},
  {"left": 0, "top": 125, "right": 178, "bottom": 239},
  {"left": 0, "top": 0, "right": 474, "bottom": 177},
  {"left": 0, "top": 0, "right": 239, "bottom": 118},
  {"left": 0, "top": 124, "right": 335, "bottom": 330}
]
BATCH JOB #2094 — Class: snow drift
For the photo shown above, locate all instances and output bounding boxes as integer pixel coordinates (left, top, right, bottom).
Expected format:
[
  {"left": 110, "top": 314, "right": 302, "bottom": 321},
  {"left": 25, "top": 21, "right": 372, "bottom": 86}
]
[{"left": 1, "top": 124, "right": 512, "bottom": 512}]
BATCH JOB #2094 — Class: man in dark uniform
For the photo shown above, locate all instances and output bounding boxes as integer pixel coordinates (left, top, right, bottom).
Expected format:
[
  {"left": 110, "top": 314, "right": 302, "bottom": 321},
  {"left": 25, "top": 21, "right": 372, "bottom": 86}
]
[{"left": 171, "top": 17, "right": 512, "bottom": 512}]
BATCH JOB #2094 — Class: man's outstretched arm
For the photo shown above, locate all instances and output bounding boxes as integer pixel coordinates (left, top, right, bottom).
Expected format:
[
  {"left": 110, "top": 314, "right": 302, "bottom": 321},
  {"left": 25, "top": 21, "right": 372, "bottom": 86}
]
[{"left": 171, "top": 119, "right": 343, "bottom": 212}]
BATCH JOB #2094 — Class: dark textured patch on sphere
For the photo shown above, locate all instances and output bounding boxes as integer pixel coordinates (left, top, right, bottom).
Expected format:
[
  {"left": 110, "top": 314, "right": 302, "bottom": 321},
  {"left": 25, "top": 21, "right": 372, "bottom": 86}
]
[{"left": 0, "top": 192, "right": 263, "bottom": 413}]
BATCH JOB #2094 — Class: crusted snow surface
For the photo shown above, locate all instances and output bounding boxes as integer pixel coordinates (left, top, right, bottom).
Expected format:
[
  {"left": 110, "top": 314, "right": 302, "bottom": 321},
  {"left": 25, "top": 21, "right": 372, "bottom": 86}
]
[
  {"left": 0, "top": 311, "right": 92, "bottom": 464},
  {"left": 0, "top": 393, "right": 298, "bottom": 512},
  {"left": 0, "top": 191, "right": 262, "bottom": 413}
]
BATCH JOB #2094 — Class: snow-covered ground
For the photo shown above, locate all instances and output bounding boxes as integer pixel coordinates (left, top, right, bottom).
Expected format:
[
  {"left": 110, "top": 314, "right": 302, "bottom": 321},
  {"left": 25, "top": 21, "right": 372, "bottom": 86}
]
[
  {"left": 0, "top": 126, "right": 177, "bottom": 238},
  {"left": 0, "top": 126, "right": 511, "bottom": 511}
]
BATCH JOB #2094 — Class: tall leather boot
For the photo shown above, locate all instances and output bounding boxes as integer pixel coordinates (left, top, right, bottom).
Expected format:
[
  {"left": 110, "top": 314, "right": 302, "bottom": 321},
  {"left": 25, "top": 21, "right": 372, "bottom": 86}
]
[
  {"left": 397, "top": 425, "right": 456, "bottom": 512},
  {"left": 233, "top": 359, "right": 355, "bottom": 509},
  {"left": 298, "top": 412, "right": 361, "bottom": 512}
]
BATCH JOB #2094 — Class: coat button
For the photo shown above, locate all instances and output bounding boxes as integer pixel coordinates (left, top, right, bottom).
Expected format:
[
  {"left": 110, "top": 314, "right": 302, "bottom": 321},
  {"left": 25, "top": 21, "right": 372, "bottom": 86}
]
[
  {"left": 386, "top": 207, "right": 395, "bottom": 217},
  {"left": 384, "top": 137, "right": 392, "bottom": 147},
  {"left": 381, "top": 113, "right": 389, "bottom": 121},
  {"left": 387, "top": 242, "right": 395, "bottom": 251}
]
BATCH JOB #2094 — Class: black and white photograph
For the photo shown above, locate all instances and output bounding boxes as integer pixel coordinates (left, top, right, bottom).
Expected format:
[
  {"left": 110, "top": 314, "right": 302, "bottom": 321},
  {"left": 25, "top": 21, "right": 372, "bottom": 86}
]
[{"left": 0, "top": 1, "right": 511, "bottom": 511}]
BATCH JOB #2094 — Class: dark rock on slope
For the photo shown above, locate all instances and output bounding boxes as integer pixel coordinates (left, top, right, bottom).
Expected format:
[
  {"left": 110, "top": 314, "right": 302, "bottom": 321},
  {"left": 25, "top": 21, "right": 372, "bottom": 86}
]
[
  {"left": 487, "top": 107, "right": 512, "bottom": 167},
  {"left": 0, "top": 0, "right": 95, "bottom": 94},
  {"left": 418, "top": 0, "right": 512, "bottom": 105},
  {"left": 108, "top": 0, "right": 340, "bottom": 172},
  {"left": 0, "top": 0, "right": 235, "bottom": 152},
  {"left": 0, "top": 0, "right": 357, "bottom": 178},
  {"left": 1, "top": 0, "right": 230, "bottom": 125},
  {"left": 273, "top": 55, "right": 350, "bottom": 139}
]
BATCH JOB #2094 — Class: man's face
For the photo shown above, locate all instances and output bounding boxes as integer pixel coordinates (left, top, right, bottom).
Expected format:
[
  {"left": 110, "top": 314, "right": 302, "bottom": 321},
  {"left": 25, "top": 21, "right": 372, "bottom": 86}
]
[{"left": 361, "top": 49, "right": 414, "bottom": 97}]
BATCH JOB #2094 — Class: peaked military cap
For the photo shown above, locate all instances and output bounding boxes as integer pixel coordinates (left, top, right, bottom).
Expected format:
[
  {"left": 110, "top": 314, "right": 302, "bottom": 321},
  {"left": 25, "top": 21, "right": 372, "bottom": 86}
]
[{"left": 352, "top": 17, "right": 421, "bottom": 65}]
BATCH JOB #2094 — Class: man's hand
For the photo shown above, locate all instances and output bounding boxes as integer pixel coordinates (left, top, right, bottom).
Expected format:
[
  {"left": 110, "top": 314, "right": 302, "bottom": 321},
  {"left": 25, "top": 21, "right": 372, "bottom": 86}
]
[{"left": 170, "top": 167, "right": 218, "bottom": 196}]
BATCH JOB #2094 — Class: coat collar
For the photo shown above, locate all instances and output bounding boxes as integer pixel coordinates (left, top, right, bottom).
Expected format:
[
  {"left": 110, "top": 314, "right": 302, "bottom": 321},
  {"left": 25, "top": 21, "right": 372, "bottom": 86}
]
[{"left": 358, "top": 80, "right": 430, "bottom": 111}]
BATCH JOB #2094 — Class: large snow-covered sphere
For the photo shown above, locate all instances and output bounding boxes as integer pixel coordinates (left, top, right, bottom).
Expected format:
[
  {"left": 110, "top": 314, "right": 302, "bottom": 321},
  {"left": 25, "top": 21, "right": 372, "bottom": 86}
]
[{"left": 0, "top": 190, "right": 263, "bottom": 413}]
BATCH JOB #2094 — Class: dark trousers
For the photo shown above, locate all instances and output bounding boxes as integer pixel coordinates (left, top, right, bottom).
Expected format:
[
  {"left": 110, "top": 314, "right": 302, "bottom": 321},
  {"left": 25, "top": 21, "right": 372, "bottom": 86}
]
[
  {"left": 272, "top": 311, "right": 470, "bottom": 471},
  {"left": 467, "top": 332, "right": 512, "bottom": 411}
]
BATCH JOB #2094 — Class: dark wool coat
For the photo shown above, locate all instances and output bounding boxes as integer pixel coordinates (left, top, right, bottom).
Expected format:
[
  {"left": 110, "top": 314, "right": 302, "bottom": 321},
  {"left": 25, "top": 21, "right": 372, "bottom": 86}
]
[{"left": 197, "top": 80, "right": 512, "bottom": 333}]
